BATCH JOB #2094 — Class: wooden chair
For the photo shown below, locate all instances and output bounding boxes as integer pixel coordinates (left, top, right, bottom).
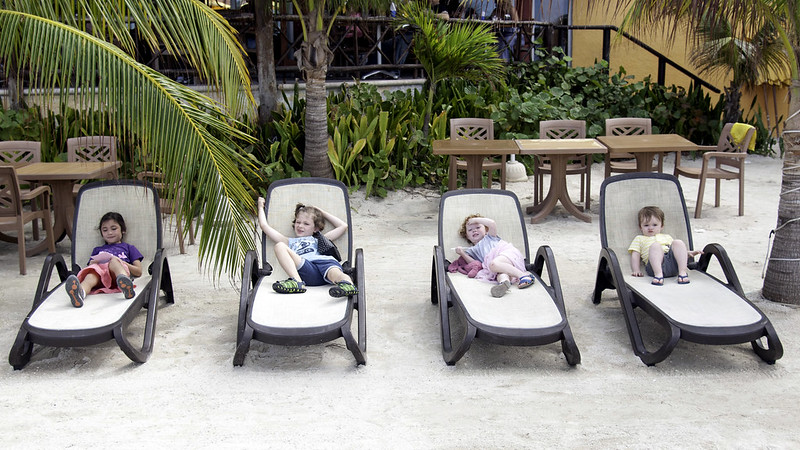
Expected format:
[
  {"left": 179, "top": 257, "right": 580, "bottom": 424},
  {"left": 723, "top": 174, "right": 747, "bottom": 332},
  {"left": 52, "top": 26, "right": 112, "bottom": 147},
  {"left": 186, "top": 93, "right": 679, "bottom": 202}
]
[
  {"left": 674, "top": 123, "right": 754, "bottom": 218},
  {"left": 604, "top": 118, "right": 662, "bottom": 177},
  {"left": 448, "top": 118, "right": 506, "bottom": 190},
  {"left": 0, "top": 141, "right": 44, "bottom": 240},
  {"left": 0, "top": 165, "right": 55, "bottom": 275},
  {"left": 136, "top": 171, "right": 194, "bottom": 254},
  {"left": 536, "top": 120, "right": 591, "bottom": 210},
  {"left": 67, "top": 136, "right": 119, "bottom": 197}
]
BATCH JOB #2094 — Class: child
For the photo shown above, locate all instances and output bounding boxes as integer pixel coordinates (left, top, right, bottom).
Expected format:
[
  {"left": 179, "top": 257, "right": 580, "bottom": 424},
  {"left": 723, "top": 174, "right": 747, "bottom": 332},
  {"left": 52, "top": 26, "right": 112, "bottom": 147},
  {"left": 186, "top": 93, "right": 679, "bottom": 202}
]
[
  {"left": 454, "top": 214, "right": 535, "bottom": 298},
  {"left": 628, "top": 206, "right": 702, "bottom": 286},
  {"left": 65, "top": 212, "right": 143, "bottom": 307},
  {"left": 257, "top": 197, "right": 358, "bottom": 297}
]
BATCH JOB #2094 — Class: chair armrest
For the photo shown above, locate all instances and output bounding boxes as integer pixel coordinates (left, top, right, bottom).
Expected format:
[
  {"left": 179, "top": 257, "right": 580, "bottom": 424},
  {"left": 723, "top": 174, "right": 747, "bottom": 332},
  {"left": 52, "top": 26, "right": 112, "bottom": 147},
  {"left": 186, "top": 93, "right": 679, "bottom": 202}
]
[
  {"left": 20, "top": 185, "right": 51, "bottom": 202},
  {"left": 702, "top": 151, "right": 747, "bottom": 162}
]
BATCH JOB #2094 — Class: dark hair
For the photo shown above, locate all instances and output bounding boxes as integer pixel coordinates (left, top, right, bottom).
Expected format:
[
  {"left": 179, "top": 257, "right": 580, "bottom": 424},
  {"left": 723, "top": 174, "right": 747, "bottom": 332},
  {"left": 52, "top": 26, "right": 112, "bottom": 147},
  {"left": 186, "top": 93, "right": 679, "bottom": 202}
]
[
  {"left": 99, "top": 211, "right": 127, "bottom": 233},
  {"left": 638, "top": 206, "right": 665, "bottom": 227},
  {"left": 293, "top": 203, "right": 325, "bottom": 231}
]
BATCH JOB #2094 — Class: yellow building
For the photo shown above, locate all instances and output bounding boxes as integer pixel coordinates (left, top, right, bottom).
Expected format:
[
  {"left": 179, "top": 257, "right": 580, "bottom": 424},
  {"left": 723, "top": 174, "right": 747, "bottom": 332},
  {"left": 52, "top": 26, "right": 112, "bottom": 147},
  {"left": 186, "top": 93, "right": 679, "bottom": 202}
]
[{"left": 565, "top": 3, "right": 790, "bottom": 134}]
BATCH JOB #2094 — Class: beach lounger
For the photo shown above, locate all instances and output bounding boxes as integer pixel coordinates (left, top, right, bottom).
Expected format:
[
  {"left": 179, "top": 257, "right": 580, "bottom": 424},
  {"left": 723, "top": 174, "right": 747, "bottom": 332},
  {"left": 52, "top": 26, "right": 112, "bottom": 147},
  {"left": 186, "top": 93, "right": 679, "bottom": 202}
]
[
  {"left": 9, "top": 180, "right": 174, "bottom": 369},
  {"left": 235, "top": 178, "right": 366, "bottom": 366},
  {"left": 592, "top": 172, "right": 783, "bottom": 365},
  {"left": 431, "top": 189, "right": 581, "bottom": 366}
]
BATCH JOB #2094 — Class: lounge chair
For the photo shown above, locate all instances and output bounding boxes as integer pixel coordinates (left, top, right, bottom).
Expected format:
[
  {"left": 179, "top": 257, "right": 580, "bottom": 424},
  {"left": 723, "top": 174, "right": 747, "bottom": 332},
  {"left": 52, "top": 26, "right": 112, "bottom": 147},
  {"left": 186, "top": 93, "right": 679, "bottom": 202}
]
[
  {"left": 592, "top": 172, "right": 782, "bottom": 365},
  {"left": 8, "top": 180, "right": 175, "bottom": 369},
  {"left": 431, "top": 188, "right": 581, "bottom": 366},
  {"left": 235, "top": 178, "right": 366, "bottom": 366}
]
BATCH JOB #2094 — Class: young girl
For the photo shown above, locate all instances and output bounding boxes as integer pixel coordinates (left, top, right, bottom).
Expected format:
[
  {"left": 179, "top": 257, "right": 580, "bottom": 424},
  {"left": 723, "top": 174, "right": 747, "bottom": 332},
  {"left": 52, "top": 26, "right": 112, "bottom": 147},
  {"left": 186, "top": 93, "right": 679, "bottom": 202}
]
[
  {"left": 65, "top": 212, "right": 143, "bottom": 308},
  {"left": 455, "top": 214, "right": 535, "bottom": 297},
  {"left": 257, "top": 197, "right": 358, "bottom": 297}
]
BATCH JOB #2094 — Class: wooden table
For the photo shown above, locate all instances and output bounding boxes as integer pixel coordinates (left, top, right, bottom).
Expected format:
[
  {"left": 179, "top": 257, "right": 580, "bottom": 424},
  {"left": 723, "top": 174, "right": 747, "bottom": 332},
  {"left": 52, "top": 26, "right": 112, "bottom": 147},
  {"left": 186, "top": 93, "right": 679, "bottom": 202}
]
[
  {"left": 16, "top": 162, "right": 121, "bottom": 244},
  {"left": 432, "top": 140, "right": 519, "bottom": 189},
  {"left": 517, "top": 138, "right": 607, "bottom": 223},
  {"left": 596, "top": 134, "right": 697, "bottom": 172}
]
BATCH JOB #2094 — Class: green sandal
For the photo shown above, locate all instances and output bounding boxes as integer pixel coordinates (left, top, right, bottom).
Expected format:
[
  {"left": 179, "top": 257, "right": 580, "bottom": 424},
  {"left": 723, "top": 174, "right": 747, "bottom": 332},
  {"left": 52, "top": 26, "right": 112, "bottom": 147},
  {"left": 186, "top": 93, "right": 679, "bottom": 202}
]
[
  {"left": 518, "top": 273, "right": 535, "bottom": 289},
  {"left": 273, "top": 278, "right": 306, "bottom": 294},
  {"left": 329, "top": 281, "right": 358, "bottom": 298}
]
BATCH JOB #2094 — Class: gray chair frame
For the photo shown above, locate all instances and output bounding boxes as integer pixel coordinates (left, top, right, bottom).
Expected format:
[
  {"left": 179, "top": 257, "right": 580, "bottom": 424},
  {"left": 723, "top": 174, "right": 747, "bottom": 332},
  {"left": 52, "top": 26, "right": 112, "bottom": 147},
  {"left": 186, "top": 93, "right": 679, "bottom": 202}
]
[
  {"left": 236, "top": 177, "right": 366, "bottom": 366},
  {"left": 592, "top": 172, "right": 782, "bottom": 365},
  {"left": 431, "top": 188, "right": 580, "bottom": 366},
  {"left": 9, "top": 180, "right": 175, "bottom": 369}
]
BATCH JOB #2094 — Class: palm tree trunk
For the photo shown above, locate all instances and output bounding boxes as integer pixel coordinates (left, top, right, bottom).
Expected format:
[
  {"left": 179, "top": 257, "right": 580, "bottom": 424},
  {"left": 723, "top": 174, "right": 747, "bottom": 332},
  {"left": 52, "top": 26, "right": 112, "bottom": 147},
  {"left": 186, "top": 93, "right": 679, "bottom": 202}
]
[
  {"left": 254, "top": 0, "right": 278, "bottom": 125},
  {"left": 763, "top": 80, "right": 800, "bottom": 303},
  {"left": 298, "top": 26, "right": 334, "bottom": 178}
]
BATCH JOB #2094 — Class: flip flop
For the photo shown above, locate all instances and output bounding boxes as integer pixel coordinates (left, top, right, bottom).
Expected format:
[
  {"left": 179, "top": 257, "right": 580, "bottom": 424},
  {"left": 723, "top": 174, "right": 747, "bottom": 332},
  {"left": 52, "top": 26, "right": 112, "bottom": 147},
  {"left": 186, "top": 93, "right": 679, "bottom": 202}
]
[
  {"left": 677, "top": 274, "right": 690, "bottom": 285},
  {"left": 518, "top": 273, "right": 535, "bottom": 289},
  {"left": 651, "top": 277, "right": 664, "bottom": 286}
]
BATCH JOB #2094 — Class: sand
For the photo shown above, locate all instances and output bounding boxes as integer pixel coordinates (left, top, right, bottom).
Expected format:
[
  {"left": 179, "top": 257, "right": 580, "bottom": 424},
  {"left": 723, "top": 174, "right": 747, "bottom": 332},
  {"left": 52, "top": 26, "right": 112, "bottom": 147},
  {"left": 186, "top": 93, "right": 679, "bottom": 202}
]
[{"left": 1, "top": 154, "right": 798, "bottom": 448}]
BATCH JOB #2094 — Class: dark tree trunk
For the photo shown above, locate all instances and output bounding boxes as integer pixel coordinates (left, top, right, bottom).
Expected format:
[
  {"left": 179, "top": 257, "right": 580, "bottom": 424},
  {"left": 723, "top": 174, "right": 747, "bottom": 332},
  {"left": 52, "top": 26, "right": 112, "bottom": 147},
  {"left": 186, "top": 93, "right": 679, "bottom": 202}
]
[{"left": 254, "top": 0, "right": 278, "bottom": 125}]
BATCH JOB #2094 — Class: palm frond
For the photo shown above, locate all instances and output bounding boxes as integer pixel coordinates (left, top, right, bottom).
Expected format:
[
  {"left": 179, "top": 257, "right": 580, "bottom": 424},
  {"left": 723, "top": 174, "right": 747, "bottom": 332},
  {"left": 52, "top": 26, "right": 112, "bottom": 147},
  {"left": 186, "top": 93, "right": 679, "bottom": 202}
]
[{"left": 0, "top": 9, "right": 259, "bottom": 281}]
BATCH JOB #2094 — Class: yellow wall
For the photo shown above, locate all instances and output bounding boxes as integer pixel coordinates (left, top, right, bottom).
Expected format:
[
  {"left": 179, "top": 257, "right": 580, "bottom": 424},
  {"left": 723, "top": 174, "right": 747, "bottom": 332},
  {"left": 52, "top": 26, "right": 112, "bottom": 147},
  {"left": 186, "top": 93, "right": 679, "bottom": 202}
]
[{"left": 571, "top": 6, "right": 790, "bottom": 134}]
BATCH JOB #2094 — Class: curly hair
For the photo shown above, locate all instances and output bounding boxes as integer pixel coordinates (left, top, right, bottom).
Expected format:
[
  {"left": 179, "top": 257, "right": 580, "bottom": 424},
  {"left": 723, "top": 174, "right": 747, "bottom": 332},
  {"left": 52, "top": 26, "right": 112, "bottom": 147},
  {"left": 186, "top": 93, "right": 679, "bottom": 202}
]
[
  {"left": 293, "top": 203, "right": 325, "bottom": 231},
  {"left": 459, "top": 213, "right": 484, "bottom": 241}
]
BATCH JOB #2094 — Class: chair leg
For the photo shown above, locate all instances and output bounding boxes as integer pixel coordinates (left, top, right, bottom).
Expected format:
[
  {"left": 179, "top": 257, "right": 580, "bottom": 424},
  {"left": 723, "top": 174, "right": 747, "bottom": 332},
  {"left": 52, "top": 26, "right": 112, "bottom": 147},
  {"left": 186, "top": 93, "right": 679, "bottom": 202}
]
[
  {"left": 715, "top": 178, "right": 721, "bottom": 207},
  {"left": 585, "top": 164, "right": 591, "bottom": 210},
  {"left": 176, "top": 220, "right": 186, "bottom": 254},
  {"left": 486, "top": 168, "right": 493, "bottom": 189},
  {"left": 500, "top": 164, "right": 507, "bottom": 190},
  {"left": 17, "top": 225, "right": 26, "bottom": 275},
  {"left": 695, "top": 176, "right": 707, "bottom": 219},
  {"left": 739, "top": 176, "right": 745, "bottom": 216}
]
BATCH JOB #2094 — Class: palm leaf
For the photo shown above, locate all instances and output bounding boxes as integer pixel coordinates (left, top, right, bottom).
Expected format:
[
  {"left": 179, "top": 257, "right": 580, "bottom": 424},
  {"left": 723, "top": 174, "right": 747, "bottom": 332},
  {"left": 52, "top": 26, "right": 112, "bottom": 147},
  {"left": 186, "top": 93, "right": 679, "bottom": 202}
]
[{"left": 0, "top": 9, "right": 259, "bottom": 281}]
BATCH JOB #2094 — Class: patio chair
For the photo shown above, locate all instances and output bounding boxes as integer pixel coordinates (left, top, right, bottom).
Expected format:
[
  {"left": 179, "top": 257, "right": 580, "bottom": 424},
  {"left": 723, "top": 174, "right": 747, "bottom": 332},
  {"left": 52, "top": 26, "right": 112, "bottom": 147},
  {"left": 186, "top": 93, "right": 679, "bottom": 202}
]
[
  {"left": 0, "top": 165, "right": 55, "bottom": 275},
  {"left": 674, "top": 123, "right": 753, "bottom": 218},
  {"left": 8, "top": 179, "right": 175, "bottom": 369},
  {"left": 604, "top": 117, "right": 663, "bottom": 177},
  {"left": 430, "top": 188, "right": 581, "bottom": 366},
  {"left": 592, "top": 172, "right": 782, "bottom": 365},
  {"left": 0, "top": 141, "right": 44, "bottom": 239},
  {"left": 235, "top": 178, "right": 366, "bottom": 366},
  {"left": 67, "top": 136, "right": 119, "bottom": 197},
  {"left": 136, "top": 171, "right": 195, "bottom": 254},
  {"left": 535, "top": 120, "right": 591, "bottom": 210},
  {"left": 448, "top": 118, "right": 506, "bottom": 190}
]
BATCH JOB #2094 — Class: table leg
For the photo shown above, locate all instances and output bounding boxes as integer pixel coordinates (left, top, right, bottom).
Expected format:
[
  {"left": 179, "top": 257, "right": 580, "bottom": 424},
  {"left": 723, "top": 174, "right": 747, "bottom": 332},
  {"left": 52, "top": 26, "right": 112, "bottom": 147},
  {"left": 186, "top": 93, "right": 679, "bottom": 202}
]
[
  {"left": 526, "top": 154, "right": 591, "bottom": 223},
  {"left": 48, "top": 180, "right": 75, "bottom": 242},
  {"left": 463, "top": 155, "right": 486, "bottom": 189},
  {"left": 634, "top": 153, "right": 656, "bottom": 172}
]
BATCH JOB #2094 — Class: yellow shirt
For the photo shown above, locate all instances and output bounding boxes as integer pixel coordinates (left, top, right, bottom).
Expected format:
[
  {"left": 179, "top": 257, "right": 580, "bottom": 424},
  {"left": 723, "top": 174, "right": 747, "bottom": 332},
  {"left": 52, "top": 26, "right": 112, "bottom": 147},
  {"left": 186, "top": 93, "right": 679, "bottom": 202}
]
[{"left": 628, "top": 233, "right": 673, "bottom": 265}]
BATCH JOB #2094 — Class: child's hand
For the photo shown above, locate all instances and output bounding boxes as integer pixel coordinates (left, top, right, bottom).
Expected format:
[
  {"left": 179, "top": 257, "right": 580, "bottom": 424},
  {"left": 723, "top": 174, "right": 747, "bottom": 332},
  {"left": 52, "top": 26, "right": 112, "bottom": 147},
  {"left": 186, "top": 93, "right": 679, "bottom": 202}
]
[
  {"left": 689, "top": 250, "right": 703, "bottom": 258},
  {"left": 455, "top": 247, "right": 465, "bottom": 257},
  {"left": 257, "top": 197, "right": 265, "bottom": 210}
]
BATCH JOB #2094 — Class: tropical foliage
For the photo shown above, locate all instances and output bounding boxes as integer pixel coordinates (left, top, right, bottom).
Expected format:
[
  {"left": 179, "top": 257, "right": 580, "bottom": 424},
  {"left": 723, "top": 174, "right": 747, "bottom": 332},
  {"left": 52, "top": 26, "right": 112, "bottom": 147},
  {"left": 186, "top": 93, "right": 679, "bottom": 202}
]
[{"left": 0, "top": 0, "right": 258, "bottom": 281}]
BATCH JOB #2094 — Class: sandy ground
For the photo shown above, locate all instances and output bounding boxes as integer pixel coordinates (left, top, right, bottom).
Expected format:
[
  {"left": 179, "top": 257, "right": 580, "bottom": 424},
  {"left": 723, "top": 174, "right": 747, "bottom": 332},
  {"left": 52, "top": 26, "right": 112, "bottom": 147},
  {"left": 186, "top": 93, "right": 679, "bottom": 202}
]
[{"left": 1, "top": 154, "right": 798, "bottom": 448}]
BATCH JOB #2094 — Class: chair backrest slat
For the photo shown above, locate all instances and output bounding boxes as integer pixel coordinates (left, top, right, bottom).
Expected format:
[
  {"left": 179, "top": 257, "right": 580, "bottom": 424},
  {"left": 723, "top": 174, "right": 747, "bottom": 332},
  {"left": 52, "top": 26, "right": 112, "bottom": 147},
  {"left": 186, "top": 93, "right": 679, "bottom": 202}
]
[
  {"left": 0, "top": 165, "right": 23, "bottom": 218},
  {"left": 450, "top": 118, "right": 494, "bottom": 141},
  {"left": 605, "top": 118, "right": 652, "bottom": 136},
  {"left": 67, "top": 136, "right": 118, "bottom": 163},
  {"left": 540, "top": 120, "right": 586, "bottom": 139},
  {"left": 0, "top": 141, "right": 41, "bottom": 166}
]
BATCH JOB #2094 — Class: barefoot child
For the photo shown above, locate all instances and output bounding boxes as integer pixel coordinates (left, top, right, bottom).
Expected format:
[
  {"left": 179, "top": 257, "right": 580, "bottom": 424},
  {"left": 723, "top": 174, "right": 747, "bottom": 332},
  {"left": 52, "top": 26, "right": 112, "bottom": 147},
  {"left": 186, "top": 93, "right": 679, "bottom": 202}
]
[
  {"left": 455, "top": 214, "right": 535, "bottom": 298},
  {"left": 65, "top": 212, "right": 143, "bottom": 307},
  {"left": 257, "top": 198, "right": 358, "bottom": 297},
  {"left": 628, "top": 206, "right": 702, "bottom": 286}
]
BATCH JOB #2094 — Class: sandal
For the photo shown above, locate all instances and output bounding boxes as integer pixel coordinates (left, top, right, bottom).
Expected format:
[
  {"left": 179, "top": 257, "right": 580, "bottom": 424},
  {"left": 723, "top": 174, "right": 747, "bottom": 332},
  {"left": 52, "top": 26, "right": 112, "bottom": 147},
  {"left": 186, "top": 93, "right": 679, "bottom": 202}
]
[
  {"left": 651, "top": 277, "right": 664, "bottom": 286},
  {"left": 491, "top": 280, "right": 511, "bottom": 298},
  {"left": 65, "top": 275, "right": 85, "bottom": 308},
  {"left": 329, "top": 281, "right": 358, "bottom": 298},
  {"left": 116, "top": 274, "right": 136, "bottom": 299},
  {"left": 273, "top": 278, "right": 307, "bottom": 294},
  {"left": 677, "top": 274, "right": 690, "bottom": 285},
  {"left": 518, "top": 273, "right": 535, "bottom": 289}
]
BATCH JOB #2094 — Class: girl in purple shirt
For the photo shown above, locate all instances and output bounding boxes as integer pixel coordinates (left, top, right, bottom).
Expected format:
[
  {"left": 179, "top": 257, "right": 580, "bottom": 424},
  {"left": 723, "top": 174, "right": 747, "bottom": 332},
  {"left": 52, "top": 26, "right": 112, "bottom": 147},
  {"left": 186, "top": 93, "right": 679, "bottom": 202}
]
[{"left": 65, "top": 212, "right": 143, "bottom": 307}]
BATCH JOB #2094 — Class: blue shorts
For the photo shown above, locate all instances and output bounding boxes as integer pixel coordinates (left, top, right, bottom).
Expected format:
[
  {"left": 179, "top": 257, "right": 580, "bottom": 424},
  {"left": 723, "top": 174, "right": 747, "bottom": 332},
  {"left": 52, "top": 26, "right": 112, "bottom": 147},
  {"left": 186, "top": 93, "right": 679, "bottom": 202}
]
[
  {"left": 297, "top": 257, "right": 342, "bottom": 286},
  {"left": 645, "top": 247, "right": 680, "bottom": 278}
]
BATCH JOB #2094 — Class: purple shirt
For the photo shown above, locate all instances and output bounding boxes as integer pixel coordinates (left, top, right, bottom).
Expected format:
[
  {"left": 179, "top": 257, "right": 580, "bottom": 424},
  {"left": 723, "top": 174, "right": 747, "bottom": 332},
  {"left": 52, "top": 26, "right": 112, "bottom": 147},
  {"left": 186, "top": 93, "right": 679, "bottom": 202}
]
[{"left": 88, "top": 242, "right": 144, "bottom": 265}]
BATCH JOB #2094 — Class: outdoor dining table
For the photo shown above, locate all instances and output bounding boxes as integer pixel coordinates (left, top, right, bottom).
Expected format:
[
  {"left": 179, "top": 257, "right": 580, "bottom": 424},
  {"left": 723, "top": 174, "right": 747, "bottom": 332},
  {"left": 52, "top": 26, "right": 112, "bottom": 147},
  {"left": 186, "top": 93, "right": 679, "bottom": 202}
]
[
  {"left": 432, "top": 139, "right": 520, "bottom": 189},
  {"left": 16, "top": 161, "right": 121, "bottom": 246},
  {"left": 516, "top": 138, "right": 607, "bottom": 223},
  {"left": 596, "top": 134, "right": 698, "bottom": 172}
]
